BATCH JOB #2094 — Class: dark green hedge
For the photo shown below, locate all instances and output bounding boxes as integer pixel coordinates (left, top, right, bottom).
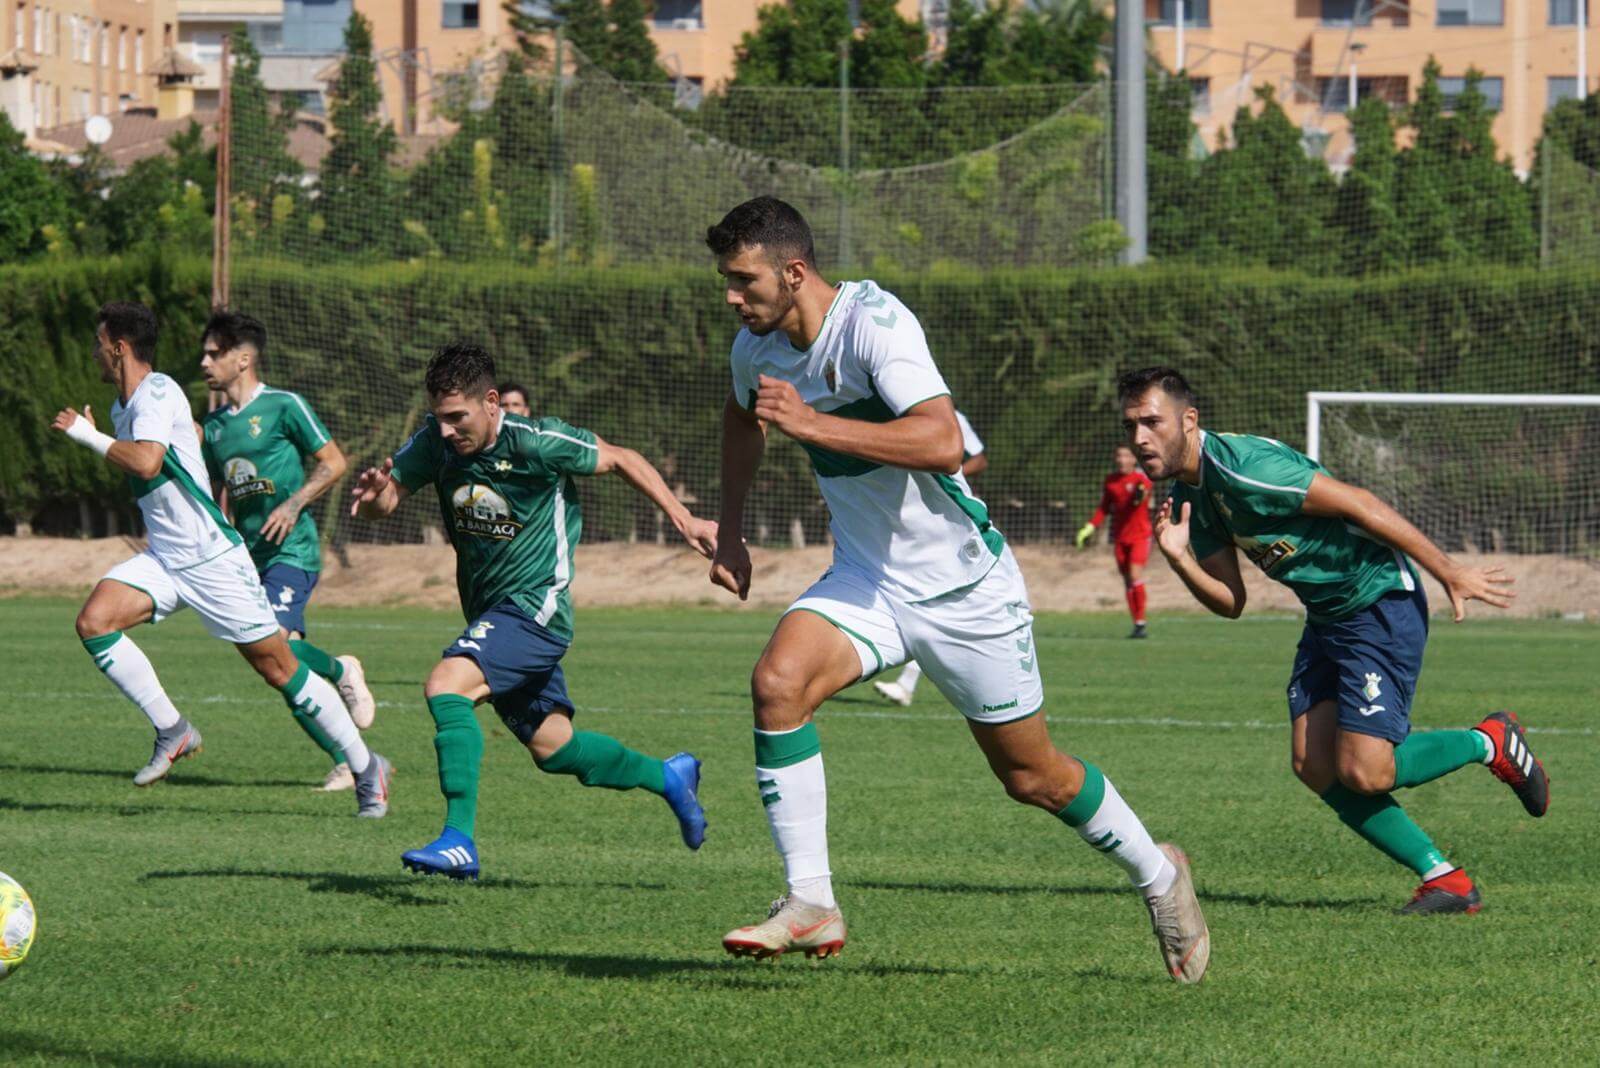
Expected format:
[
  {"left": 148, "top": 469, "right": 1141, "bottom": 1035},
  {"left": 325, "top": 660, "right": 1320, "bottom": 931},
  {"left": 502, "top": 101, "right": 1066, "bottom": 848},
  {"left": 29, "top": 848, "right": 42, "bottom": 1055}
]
[{"left": 6, "top": 256, "right": 1598, "bottom": 550}]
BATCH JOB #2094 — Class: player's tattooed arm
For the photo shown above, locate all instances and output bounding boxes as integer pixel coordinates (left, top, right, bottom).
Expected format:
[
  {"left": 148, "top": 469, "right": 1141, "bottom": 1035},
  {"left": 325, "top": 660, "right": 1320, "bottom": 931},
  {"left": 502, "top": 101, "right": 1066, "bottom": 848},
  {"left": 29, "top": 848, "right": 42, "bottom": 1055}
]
[
  {"left": 711, "top": 392, "right": 765, "bottom": 601},
  {"left": 1156, "top": 499, "right": 1247, "bottom": 618},
  {"left": 50, "top": 404, "right": 164, "bottom": 478},
  {"left": 262, "top": 440, "right": 348, "bottom": 544},
  {"left": 1302, "top": 473, "right": 1514, "bottom": 621},
  {"left": 753, "top": 375, "right": 963, "bottom": 473},
  {"left": 589, "top": 436, "right": 717, "bottom": 560},
  {"left": 349, "top": 457, "right": 410, "bottom": 519}
]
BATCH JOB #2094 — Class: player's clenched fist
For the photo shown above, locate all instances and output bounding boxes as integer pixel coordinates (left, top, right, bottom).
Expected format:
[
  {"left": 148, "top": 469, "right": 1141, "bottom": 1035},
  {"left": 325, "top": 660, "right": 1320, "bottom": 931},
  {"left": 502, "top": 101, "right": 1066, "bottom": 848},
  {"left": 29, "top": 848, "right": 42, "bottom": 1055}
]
[
  {"left": 349, "top": 457, "right": 398, "bottom": 518},
  {"left": 709, "top": 538, "right": 752, "bottom": 602},
  {"left": 1154, "top": 498, "right": 1192, "bottom": 561},
  {"left": 752, "top": 375, "right": 815, "bottom": 439}
]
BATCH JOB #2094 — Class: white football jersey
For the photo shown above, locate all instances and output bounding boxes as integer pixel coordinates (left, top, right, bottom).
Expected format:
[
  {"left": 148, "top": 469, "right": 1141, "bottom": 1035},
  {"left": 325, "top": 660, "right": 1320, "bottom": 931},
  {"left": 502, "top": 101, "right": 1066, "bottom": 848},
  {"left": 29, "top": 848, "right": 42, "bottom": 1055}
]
[
  {"left": 731, "top": 280, "right": 1004, "bottom": 602},
  {"left": 111, "top": 372, "right": 241, "bottom": 569},
  {"left": 955, "top": 411, "right": 985, "bottom": 460}
]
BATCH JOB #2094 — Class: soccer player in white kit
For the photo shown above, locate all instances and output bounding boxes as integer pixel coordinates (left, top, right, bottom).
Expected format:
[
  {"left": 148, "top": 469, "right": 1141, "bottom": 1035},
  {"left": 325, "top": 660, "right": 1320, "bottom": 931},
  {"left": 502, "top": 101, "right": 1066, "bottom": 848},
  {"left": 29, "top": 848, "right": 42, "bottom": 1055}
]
[
  {"left": 705, "top": 199, "right": 1210, "bottom": 982},
  {"left": 873, "top": 409, "right": 987, "bottom": 707},
  {"left": 50, "top": 302, "right": 393, "bottom": 816}
]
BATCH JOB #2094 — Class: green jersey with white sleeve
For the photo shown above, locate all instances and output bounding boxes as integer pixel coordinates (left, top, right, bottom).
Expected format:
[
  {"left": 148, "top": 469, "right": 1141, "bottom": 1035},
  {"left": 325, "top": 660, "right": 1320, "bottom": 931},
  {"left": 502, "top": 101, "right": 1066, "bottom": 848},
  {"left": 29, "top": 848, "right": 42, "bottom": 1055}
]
[
  {"left": 390, "top": 411, "right": 599, "bottom": 641},
  {"left": 201, "top": 384, "right": 332, "bottom": 573},
  {"left": 1167, "top": 430, "right": 1418, "bottom": 625}
]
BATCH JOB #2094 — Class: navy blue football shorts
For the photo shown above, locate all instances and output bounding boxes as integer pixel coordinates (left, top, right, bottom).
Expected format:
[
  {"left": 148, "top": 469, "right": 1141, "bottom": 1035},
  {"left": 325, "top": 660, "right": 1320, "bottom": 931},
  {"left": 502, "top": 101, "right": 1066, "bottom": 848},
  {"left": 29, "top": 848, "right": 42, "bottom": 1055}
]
[{"left": 1287, "top": 584, "right": 1429, "bottom": 745}]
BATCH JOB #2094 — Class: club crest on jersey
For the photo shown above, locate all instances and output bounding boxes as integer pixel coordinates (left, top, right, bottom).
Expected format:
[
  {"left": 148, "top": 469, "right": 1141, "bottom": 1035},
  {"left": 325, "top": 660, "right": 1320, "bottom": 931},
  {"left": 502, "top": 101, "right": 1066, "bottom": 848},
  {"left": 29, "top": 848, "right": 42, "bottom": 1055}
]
[
  {"left": 494, "top": 460, "right": 513, "bottom": 472},
  {"left": 224, "top": 457, "right": 274, "bottom": 500},
  {"left": 824, "top": 360, "right": 837, "bottom": 393},
  {"left": 451, "top": 483, "right": 522, "bottom": 540},
  {"left": 248, "top": 415, "right": 263, "bottom": 438}
]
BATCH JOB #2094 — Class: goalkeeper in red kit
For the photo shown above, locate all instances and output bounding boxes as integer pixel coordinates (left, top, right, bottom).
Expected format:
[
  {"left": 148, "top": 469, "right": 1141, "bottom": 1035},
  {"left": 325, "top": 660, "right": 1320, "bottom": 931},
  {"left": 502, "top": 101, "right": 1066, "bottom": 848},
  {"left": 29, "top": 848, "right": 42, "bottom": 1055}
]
[{"left": 1077, "top": 443, "right": 1155, "bottom": 638}]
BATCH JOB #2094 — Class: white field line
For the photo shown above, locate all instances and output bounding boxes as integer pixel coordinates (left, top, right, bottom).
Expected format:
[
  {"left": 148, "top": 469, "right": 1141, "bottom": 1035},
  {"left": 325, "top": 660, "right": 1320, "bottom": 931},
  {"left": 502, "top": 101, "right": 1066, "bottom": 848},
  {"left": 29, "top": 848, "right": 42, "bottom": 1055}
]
[{"left": 29, "top": 691, "right": 1599, "bottom": 737}]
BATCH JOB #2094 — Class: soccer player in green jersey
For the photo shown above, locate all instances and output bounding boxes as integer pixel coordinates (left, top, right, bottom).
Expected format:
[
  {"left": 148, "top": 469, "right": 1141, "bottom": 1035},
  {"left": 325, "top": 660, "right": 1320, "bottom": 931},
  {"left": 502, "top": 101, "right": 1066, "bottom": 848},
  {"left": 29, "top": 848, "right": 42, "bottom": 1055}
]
[
  {"left": 349, "top": 343, "right": 715, "bottom": 880},
  {"left": 199, "top": 311, "right": 378, "bottom": 792},
  {"left": 1120, "top": 367, "right": 1550, "bottom": 914}
]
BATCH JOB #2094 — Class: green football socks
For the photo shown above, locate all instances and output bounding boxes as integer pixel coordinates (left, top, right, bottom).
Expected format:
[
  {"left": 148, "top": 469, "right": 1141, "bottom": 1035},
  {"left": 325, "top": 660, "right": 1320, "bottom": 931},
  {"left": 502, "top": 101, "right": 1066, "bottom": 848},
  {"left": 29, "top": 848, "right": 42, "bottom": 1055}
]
[
  {"left": 288, "top": 639, "right": 344, "bottom": 684},
  {"left": 1320, "top": 784, "right": 1449, "bottom": 876},
  {"left": 1392, "top": 730, "right": 1491, "bottom": 789},
  {"left": 537, "top": 731, "right": 666, "bottom": 795},
  {"left": 291, "top": 706, "right": 346, "bottom": 768},
  {"left": 428, "top": 694, "right": 484, "bottom": 836}
]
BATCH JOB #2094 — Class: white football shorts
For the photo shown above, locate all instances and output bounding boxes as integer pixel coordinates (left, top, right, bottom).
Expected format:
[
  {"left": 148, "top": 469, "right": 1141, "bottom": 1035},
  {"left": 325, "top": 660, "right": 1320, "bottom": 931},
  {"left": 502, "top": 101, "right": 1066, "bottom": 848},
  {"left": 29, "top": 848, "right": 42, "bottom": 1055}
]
[
  {"left": 104, "top": 544, "right": 281, "bottom": 645},
  {"left": 786, "top": 546, "right": 1044, "bottom": 724}
]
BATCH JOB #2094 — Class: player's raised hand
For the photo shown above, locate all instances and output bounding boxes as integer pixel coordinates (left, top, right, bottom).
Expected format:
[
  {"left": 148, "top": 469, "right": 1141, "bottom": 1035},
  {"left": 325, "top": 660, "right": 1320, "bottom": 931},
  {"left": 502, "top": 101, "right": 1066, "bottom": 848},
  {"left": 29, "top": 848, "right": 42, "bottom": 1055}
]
[
  {"left": 349, "top": 457, "right": 396, "bottom": 517},
  {"left": 709, "top": 536, "right": 752, "bottom": 601},
  {"left": 1442, "top": 564, "right": 1516, "bottom": 622},
  {"left": 50, "top": 405, "right": 90, "bottom": 434},
  {"left": 752, "top": 375, "right": 815, "bottom": 440},
  {"left": 260, "top": 499, "right": 304, "bottom": 544},
  {"left": 1154, "top": 498, "right": 1191, "bottom": 560},
  {"left": 678, "top": 515, "right": 719, "bottom": 560}
]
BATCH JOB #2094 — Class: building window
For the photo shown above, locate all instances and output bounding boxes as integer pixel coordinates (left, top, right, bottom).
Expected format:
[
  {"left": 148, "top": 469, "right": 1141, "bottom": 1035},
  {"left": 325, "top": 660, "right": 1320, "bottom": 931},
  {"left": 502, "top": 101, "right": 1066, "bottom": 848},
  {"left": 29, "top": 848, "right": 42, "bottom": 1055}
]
[
  {"left": 1150, "top": 0, "right": 1209, "bottom": 26},
  {"left": 135, "top": 29, "right": 143, "bottom": 73},
  {"left": 1438, "top": 75, "right": 1503, "bottom": 110},
  {"left": 1549, "top": 0, "right": 1587, "bottom": 23},
  {"left": 1189, "top": 76, "right": 1210, "bottom": 115},
  {"left": 1438, "top": 0, "right": 1502, "bottom": 25},
  {"left": 14, "top": 4, "right": 22, "bottom": 51},
  {"left": 99, "top": 22, "right": 107, "bottom": 66},
  {"left": 118, "top": 26, "right": 126, "bottom": 70},
  {"left": 77, "top": 87, "right": 88, "bottom": 117},
  {"left": 1549, "top": 76, "right": 1581, "bottom": 105},
  {"left": 653, "top": 0, "right": 702, "bottom": 27},
  {"left": 32, "top": 4, "right": 41, "bottom": 52},
  {"left": 249, "top": 22, "right": 282, "bottom": 49},
  {"left": 442, "top": 1, "right": 478, "bottom": 28}
]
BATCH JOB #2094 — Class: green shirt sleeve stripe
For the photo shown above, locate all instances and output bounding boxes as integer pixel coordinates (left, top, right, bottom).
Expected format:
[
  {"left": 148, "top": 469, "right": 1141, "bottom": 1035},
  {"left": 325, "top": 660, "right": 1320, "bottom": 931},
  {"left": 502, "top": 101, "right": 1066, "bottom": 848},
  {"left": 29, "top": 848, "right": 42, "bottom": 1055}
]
[
  {"left": 1207, "top": 453, "right": 1310, "bottom": 496},
  {"left": 271, "top": 389, "right": 331, "bottom": 449}
]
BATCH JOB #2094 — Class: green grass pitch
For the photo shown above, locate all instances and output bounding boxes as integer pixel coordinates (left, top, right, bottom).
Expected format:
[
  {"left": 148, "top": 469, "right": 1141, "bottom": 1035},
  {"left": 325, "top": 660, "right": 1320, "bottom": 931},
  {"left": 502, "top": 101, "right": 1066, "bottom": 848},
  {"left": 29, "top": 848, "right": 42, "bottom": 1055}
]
[{"left": 0, "top": 598, "right": 1594, "bottom": 1065}]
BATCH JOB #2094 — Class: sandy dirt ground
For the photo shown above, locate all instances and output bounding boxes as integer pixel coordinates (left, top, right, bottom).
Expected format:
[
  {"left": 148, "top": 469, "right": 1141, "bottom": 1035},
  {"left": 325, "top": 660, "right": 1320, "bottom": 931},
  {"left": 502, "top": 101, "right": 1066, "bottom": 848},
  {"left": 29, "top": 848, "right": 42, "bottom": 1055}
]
[{"left": 1, "top": 536, "right": 1594, "bottom": 621}]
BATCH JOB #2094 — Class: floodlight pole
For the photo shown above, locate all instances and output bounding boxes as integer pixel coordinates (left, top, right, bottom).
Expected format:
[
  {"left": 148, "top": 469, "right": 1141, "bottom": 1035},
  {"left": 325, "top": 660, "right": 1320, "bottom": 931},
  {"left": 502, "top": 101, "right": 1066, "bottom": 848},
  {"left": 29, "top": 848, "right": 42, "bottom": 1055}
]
[
  {"left": 1580, "top": 0, "right": 1589, "bottom": 100},
  {"left": 1115, "top": 0, "right": 1147, "bottom": 264},
  {"left": 838, "top": 0, "right": 857, "bottom": 269},
  {"left": 212, "top": 32, "right": 232, "bottom": 313}
]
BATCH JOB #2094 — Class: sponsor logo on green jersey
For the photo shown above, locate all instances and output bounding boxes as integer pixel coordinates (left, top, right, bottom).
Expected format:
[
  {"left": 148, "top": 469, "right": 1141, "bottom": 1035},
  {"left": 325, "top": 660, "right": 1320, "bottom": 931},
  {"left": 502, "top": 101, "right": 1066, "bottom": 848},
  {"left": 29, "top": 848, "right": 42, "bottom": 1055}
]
[
  {"left": 451, "top": 484, "right": 524, "bottom": 540},
  {"left": 224, "top": 457, "right": 275, "bottom": 501}
]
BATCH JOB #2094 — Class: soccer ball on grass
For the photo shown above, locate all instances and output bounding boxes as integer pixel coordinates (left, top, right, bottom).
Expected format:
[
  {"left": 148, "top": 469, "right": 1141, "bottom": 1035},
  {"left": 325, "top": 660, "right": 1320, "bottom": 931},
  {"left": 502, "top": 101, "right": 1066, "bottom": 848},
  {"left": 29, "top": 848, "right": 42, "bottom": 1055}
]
[{"left": 0, "top": 872, "right": 37, "bottom": 980}]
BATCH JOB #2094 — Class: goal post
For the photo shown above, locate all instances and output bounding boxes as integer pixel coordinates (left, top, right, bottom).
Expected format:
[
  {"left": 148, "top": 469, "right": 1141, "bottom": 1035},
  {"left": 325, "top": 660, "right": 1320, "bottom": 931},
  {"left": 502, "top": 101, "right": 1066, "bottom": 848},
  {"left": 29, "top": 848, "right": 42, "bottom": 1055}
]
[{"left": 1304, "top": 391, "right": 1600, "bottom": 556}]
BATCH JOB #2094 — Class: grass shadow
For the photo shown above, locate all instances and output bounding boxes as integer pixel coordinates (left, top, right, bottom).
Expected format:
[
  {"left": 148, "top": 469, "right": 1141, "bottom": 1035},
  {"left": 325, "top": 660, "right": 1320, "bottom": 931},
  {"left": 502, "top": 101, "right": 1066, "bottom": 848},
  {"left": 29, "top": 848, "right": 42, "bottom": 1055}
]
[
  {"left": 0, "top": 1030, "right": 261, "bottom": 1068},
  {"left": 143, "top": 868, "right": 670, "bottom": 907},
  {"left": 312, "top": 943, "right": 974, "bottom": 987},
  {"left": 0, "top": 797, "right": 324, "bottom": 821},
  {"left": 854, "top": 878, "right": 1386, "bottom": 911},
  {"left": 0, "top": 762, "right": 318, "bottom": 789}
]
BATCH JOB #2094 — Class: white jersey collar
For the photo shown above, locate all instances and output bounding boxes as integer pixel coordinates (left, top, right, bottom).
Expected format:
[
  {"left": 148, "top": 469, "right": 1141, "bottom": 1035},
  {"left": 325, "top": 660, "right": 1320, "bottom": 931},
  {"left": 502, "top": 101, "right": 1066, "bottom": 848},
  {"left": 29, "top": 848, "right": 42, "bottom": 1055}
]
[{"left": 230, "top": 381, "right": 267, "bottom": 415}]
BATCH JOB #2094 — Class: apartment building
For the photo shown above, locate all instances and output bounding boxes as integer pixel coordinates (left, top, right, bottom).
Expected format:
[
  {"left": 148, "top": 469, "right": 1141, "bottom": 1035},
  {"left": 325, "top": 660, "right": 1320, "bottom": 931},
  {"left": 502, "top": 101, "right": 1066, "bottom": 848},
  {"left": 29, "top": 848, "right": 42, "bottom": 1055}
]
[
  {"left": 1147, "top": 0, "right": 1597, "bottom": 173},
  {"left": 2, "top": 0, "right": 178, "bottom": 138}
]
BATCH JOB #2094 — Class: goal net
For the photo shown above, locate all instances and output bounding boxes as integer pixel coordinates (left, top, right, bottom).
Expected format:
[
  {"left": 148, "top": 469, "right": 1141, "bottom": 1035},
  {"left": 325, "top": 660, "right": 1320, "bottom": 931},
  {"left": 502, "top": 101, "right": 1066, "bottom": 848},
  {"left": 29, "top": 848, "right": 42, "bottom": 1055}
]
[{"left": 1307, "top": 392, "right": 1600, "bottom": 557}]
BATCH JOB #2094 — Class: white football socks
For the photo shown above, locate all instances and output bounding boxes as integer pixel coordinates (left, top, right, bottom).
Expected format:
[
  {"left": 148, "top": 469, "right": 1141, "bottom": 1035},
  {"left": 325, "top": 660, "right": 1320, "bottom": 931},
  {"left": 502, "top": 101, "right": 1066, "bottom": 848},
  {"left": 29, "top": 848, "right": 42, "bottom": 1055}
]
[
  {"left": 286, "top": 665, "right": 372, "bottom": 775},
  {"left": 86, "top": 632, "right": 181, "bottom": 731},
  {"left": 1061, "top": 762, "right": 1176, "bottom": 899},
  {"left": 896, "top": 660, "right": 923, "bottom": 695},
  {"left": 754, "top": 724, "right": 836, "bottom": 910}
]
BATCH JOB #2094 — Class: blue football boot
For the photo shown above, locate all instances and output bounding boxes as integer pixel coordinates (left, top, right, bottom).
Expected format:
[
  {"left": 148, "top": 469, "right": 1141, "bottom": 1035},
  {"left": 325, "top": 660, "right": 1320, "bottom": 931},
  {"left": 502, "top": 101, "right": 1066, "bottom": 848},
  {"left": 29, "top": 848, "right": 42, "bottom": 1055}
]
[
  {"left": 661, "top": 752, "right": 707, "bottom": 851},
  {"left": 401, "top": 827, "right": 480, "bottom": 881}
]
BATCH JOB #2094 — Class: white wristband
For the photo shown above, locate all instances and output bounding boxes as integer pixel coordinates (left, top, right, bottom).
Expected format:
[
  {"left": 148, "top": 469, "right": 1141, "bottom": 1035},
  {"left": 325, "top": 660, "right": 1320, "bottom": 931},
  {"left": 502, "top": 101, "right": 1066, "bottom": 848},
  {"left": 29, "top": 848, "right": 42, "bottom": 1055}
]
[{"left": 65, "top": 416, "right": 116, "bottom": 457}]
